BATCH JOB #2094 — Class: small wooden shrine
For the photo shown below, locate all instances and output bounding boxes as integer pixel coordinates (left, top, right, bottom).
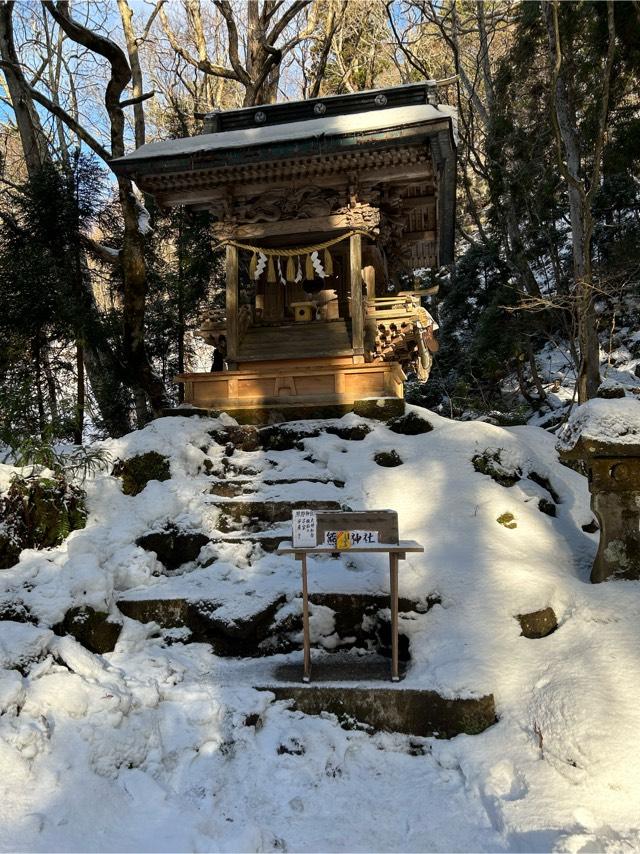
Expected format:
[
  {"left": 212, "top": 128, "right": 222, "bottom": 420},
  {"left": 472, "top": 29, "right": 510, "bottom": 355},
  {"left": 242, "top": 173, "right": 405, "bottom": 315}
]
[{"left": 112, "top": 83, "right": 456, "bottom": 419}]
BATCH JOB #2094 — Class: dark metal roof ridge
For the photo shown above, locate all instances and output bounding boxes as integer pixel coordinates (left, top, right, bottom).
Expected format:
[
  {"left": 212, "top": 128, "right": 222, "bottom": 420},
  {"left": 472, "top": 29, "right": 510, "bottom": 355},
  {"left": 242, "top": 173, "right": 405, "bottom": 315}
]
[{"left": 202, "top": 81, "right": 440, "bottom": 134}]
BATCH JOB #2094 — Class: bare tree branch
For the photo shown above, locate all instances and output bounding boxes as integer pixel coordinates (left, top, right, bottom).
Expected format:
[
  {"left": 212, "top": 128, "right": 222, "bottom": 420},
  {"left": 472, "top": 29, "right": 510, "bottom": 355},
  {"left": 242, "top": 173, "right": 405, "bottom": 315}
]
[
  {"left": 159, "top": 3, "right": 239, "bottom": 82},
  {"left": 120, "top": 90, "right": 154, "bottom": 107}
]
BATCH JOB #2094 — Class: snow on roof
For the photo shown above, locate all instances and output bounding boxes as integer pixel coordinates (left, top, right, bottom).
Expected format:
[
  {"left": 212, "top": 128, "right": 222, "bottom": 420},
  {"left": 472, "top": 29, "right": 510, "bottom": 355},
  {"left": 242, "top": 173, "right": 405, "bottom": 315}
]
[
  {"left": 116, "top": 103, "right": 457, "bottom": 164},
  {"left": 557, "top": 397, "right": 640, "bottom": 450}
]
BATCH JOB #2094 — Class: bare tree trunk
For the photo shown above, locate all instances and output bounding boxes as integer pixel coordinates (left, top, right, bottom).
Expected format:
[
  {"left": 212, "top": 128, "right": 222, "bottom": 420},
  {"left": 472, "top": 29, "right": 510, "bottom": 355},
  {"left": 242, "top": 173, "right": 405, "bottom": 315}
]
[
  {"left": 515, "top": 355, "right": 535, "bottom": 404},
  {"left": 117, "top": 0, "right": 146, "bottom": 148},
  {"left": 42, "top": 345, "right": 59, "bottom": 424},
  {"left": 43, "top": 0, "right": 169, "bottom": 419},
  {"left": 162, "top": 0, "right": 316, "bottom": 107},
  {"left": 31, "top": 335, "right": 46, "bottom": 437},
  {"left": 527, "top": 341, "right": 547, "bottom": 401},
  {"left": 134, "top": 389, "right": 149, "bottom": 426},
  {"left": 74, "top": 340, "right": 84, "bottom": 445},
  {"left": 0, "top": 3, "right": 49, "bottom": 174},
  {"left": 1, "top": 1, "right": 133, "bottom": 435},
  {"left": 309, "top": 0, "right": 347, "bottom": 98},
  {"left": 118, "top": 177, "right": 169, "bottom": 418},
  {"left": 542, "top": 0, "right": 613, "bottom": 402}
]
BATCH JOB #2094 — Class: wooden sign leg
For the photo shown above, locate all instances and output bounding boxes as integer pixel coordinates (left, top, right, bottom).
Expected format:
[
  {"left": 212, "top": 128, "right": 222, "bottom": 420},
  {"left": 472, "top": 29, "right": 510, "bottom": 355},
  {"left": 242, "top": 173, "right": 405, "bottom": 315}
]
[
  {"left": 301, "top": 553, "right": 311, "bottom": 683},
  {"left": 389, "top": 552, "right": 399, "bottom": 682}
]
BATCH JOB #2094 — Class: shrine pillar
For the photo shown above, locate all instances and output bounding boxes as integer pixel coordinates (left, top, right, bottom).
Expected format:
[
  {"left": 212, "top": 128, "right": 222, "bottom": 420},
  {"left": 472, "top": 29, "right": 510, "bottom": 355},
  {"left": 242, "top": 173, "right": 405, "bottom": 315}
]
[
  {"left": 350, "top": 232, "right": 364, "bottom": 357},
  {"left": 226, "top": 243, "right": 239, "bottom": 366}
]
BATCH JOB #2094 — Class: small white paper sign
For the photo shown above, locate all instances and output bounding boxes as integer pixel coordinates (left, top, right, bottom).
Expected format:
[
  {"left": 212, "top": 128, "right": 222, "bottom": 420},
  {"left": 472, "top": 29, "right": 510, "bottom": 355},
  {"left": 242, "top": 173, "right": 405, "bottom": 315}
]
[{"left": 292, "top": 509, "right": 317, "bottom": 547}]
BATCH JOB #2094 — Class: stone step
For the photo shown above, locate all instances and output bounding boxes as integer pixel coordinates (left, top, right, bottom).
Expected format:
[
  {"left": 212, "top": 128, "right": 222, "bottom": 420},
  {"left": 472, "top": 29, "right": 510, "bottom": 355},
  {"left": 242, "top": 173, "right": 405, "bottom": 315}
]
[
  {"left": 116, "top": 591, "right": 435, "bottom": 659},
  {"left": 209, "top": 534, "right": 286, "bottom": 553},
  {"left": 209, "top": 424, "right": 321, "bottom": 453},
  {"left": 135, "top": 511, "right": 350, "bottom": 569},
  {"left": 136, "top": 529, "right": 210, "bottom": 571},
  {"left": 262, "top": 477, "right": 345, "bottom": 487},
  {"left": 259, "top": 680, "right": 497, "bottom": 739},
  {"left": 211, "top": 499, "right": 346, "bottom": 532},
  {"left": 208, "top": 421, "right": 372, "bottom": 454},
  {"left": 117, "top": 594, "right": 286, "bottom": 657},
  {"left": 209, "top": 477, "right": 345, "bottom": 497}
]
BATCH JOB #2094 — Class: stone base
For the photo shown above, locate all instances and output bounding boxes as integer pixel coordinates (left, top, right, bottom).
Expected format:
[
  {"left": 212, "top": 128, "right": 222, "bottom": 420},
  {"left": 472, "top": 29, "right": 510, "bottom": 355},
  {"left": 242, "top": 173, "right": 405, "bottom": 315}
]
[
  {"left": 561, "top": 442, "right": 640, "bottom": 583},
  {"left": 164, "top": 398, "right": 404, "bottom": 425},
  {"left": 176, "top": 360, "right": 404, "bottom": 416}
]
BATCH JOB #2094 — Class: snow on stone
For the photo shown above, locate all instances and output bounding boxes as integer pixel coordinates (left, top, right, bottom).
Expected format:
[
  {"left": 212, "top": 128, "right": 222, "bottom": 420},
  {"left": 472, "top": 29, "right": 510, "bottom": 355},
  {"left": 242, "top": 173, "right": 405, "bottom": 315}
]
[
  {"left": 0, "top": 463, "right": 17, "bottom": 494},
  {"left": 1, "top": 407, "right": 640, "bottom": 851},
  {"left": 558, "top": 397, "right": 640, "bottom": 450},
  {"left": 0, "top": 622, "right": 52, "bottom": 669}
]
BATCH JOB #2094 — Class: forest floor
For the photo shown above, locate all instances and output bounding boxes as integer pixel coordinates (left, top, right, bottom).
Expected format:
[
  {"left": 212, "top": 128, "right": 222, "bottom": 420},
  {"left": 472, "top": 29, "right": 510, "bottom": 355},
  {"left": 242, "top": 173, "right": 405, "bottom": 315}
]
[{"left": 1, "top": 407, "right": 640, "bottom": 852}]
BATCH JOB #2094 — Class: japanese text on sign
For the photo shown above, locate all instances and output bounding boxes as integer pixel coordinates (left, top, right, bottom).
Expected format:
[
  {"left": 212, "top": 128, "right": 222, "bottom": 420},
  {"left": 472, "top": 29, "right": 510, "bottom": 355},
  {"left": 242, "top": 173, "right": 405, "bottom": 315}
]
[
  {"left": 324, "top": 530, "right": 379, "bottom": 549},
  {"left": 292, "top": 509, "right": 317, "bottom": 547}
]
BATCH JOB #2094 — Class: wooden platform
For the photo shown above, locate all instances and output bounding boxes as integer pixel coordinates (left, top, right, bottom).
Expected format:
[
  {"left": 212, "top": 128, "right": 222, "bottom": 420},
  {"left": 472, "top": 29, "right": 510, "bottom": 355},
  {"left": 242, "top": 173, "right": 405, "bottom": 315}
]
[{"left": 176, "top": 358, "right": 405, "bottom": 411}]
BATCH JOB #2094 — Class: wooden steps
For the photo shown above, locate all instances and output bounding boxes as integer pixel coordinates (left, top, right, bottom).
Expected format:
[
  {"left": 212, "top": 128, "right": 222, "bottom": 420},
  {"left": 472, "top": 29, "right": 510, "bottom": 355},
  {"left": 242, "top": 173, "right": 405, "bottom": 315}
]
[{"left": 238, "top": 320, "right": 353, "bottom": 362}]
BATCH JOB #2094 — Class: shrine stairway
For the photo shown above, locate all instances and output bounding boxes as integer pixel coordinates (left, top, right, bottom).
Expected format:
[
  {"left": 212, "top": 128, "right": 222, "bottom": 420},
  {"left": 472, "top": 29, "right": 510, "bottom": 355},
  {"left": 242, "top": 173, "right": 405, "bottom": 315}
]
[{"left": 101, "top": 421, "right": 496, "bottom": 738}]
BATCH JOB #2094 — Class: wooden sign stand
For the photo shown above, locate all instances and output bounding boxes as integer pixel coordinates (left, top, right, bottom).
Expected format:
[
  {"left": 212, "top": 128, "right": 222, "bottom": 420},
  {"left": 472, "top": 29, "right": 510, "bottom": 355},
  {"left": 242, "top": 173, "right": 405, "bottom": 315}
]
[{"left": 278, "top": 510, "right": 423, "bottom": 683}]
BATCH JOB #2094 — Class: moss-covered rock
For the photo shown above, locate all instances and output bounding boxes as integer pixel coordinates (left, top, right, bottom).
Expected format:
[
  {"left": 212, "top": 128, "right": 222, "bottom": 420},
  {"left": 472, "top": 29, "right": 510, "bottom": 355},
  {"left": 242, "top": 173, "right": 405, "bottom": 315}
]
[
  {"left": 54, "top": 605, "right": 122, "bottom": 654},
  {"left": 113, "top": 452, "right": 171, "bottom": 496},
  {"left": 325, "top": 424, "right": 371, "bottom": 441},
  {"left": 497, "top": 512, "right": 517, "bottom": 529},
  {"left": 136, "top": 526, "right": 210, "bottom": 570},
  {"left": 0, "top": 599, "right": 33, "bottom": 623},
  {"left": 597, "top": 385, "right": 626, "bottom": 399},
  {"left": 517, "top": 607, "right": 558, "bottom": 639},
  {"left": 258, "top": 425, "right": 320, "bottom": 451},
  {"left": 0, "top": 474, "right": 86, "bottom": 569},
  {"left": 0, "top": 532, "right": 22, "bottom": 570},
  {"left": 353, "top": 398, "right": 405, "bottom": 421},
  {"left": 374, "top": 450, "right": 403, "bottom": 468},
  {"left": 388, "top": 412, "right": 433, "bottom": 436},
  {"left": 210, "top": 424, "right": 321, "bottom": 453},
  {"left": 210, "top": 426, "right": 261, "bottom": 452},
  {"left": 473, "top": 450, "right": 521, "bottom": 488}
]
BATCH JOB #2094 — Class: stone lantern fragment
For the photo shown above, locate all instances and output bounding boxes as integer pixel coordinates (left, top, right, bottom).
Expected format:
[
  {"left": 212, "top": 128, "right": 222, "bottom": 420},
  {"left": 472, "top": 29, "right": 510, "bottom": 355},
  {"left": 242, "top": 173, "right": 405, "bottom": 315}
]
[{"left": 558, "top": 399, "right": 640, "bottom": 583}]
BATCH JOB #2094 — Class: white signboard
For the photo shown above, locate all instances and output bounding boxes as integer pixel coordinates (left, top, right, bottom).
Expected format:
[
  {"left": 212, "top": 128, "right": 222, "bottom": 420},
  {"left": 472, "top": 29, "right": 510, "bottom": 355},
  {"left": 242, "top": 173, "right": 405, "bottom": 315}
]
[
  {"left": 323, "top": 530, "right": 379, "bottom": 549},
  {"left": 292, "top": 509, "right": 317, "bottom": 547}
]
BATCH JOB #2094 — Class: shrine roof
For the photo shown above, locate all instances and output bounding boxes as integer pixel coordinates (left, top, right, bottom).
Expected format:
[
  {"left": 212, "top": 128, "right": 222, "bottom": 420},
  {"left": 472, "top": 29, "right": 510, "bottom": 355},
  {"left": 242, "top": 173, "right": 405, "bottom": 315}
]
[
  {"left": 110, "top": 83, "right": 458, "bottom": 265},
  {"left": 111, "top": 102, "right": 456, "bottom": 172}
]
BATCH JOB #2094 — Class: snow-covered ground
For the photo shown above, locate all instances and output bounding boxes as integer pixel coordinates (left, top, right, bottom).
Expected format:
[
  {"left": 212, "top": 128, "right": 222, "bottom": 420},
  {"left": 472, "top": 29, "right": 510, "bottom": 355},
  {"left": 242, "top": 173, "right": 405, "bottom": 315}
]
[
  {"left": 1, "top": 407, "right": 640, "bottom": 852},
  {"left": 497, "top": 300, "right": 640, "bottom": 431}
]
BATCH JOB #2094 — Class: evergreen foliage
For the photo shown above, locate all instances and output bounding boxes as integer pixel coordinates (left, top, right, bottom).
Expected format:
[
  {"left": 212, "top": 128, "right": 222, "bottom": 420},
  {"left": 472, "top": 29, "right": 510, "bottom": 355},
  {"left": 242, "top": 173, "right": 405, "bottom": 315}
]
[
  {"left": 145, "top": 203, "right": 221, "bottom": 396},
  {"left": 112, "top": 451, "right": 171, "bottom": 496},
  {"left": 0, "top": 473, "right": 87, "bottom": 569},
  {"left": 428, "top": 1, "right": 640, "bottom": 414},
  {"left": 0, "top": 155, "right": 108, "bottom": 443}
]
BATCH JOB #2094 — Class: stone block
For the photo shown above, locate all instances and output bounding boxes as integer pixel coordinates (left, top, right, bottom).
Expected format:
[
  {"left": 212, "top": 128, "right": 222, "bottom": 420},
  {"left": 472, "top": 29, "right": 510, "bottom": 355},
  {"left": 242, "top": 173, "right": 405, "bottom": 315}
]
[
  {"left": 517, "top": 607, "right": 558, "bottom": 639},
  {"left": 261, "top": 684, "right": 496, "bottom": 738}
]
